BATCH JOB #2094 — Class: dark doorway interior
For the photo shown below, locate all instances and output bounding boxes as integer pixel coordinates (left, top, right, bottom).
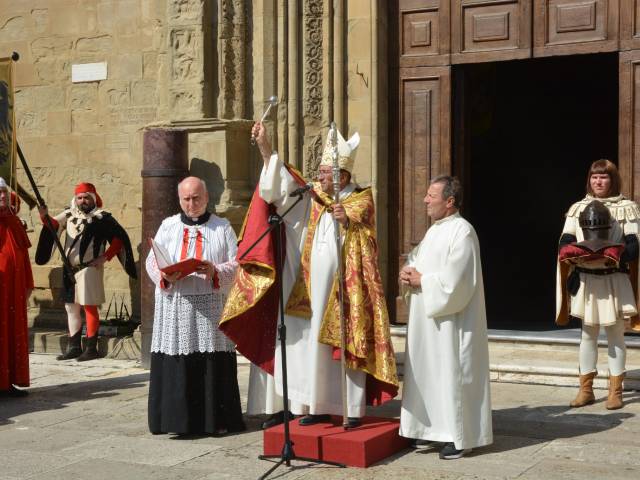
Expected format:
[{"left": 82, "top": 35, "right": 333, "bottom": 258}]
[{"left": 453, "top": 53, "right": 619, "bottom": 330}]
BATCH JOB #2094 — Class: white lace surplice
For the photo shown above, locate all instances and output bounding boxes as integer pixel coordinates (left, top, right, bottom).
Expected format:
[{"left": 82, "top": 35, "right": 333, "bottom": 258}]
[{"left": 145, "top": 214, "right": 238, "bottom": 355}]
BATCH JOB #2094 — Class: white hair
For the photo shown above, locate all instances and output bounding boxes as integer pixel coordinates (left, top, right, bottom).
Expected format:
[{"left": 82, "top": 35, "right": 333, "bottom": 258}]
[{"left": 177, "top": 176, "right": 208, "bottom": 194}]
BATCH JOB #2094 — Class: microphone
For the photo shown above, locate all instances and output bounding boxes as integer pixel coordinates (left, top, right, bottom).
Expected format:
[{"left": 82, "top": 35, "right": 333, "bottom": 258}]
[{"left": 289, "top": 183, "right": 313, "bottom": 197}]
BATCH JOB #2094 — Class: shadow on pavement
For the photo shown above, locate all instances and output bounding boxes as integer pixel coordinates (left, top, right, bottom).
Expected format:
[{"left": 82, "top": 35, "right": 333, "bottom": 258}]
[
  {"left": 485, "top": 403, "right": 635, "bottom": 454},
  {"left": 0, "top": 372, "right": 149, "bottom": 427}
]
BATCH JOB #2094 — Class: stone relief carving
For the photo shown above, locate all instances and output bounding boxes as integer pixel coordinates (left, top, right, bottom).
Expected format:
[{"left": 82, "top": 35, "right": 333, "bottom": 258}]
[
  {"left": 171, "top": 29, "right": 197, "bottom": 81},
  {"left": 302, "top": 1, "right": 324, "bottom": 174},
  {"left": 304, "top": 134, "right": 323, "bottom": 178},
  {"left": 169, "top": 0, "right": 204, "bottom": 23},
  {"left": 219, "top": 0, "right": 246, "bottom": 119},
  {"left": 303, "top": 2, "right": 323, "bottom": 120}
]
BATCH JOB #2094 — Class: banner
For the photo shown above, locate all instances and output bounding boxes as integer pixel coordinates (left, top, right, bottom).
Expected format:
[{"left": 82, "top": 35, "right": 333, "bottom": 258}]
[{"left": 0, "top": 57, "right": 16, "bottom": 190}]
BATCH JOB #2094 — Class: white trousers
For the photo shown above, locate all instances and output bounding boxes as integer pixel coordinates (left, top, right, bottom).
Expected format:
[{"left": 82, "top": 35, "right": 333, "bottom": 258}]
[
  {"left": 64, "top": 303, "right": 83, "bottom": 336},
  {"left": 579, "top": 321, "right": 626, "bottom": 376}
]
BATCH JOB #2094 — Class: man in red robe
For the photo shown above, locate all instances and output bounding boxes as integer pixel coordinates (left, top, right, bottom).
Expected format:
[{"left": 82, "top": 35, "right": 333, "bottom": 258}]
[{"left": 0, "top": 177, "right": 33, "bottom": 397}]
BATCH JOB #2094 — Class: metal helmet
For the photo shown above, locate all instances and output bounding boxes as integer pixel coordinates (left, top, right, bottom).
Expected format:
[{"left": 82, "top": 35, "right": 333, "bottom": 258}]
[
  {"left": 576, "top": 200, "right": 618, "bottom": 251},
  {"left": 579, "top": 200, "right": 612, "bottom": 231}
]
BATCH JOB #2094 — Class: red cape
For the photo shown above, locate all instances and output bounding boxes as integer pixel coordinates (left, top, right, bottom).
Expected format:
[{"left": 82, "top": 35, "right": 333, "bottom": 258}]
[
  {"left": 0, "top": 213, "right": 34, "bottom": 390},
  {"left": 219, "top": 166, "right": 307, "bottom": 374}
]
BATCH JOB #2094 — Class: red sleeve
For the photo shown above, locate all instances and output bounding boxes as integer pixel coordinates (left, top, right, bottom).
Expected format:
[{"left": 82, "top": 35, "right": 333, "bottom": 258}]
[
  {"left": 104, "top": 237, "right": 123, "bottom": 261},
  {"left": 41, "top": 214, "right": 59, "bottom": 230}
]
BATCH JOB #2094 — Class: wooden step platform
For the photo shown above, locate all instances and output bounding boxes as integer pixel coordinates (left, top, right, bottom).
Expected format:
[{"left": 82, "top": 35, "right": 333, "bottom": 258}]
[{"left": 263, "top": 416, "right": 410, "bottom": 468}]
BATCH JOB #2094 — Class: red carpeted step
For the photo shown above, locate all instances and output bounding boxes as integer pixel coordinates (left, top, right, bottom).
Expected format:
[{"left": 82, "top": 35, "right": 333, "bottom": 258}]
[{"left": 263, "top": 416, "right": 411, "bottom": 468}]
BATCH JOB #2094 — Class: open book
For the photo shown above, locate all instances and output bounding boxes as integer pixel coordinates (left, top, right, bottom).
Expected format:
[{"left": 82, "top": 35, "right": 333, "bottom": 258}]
[{"left": 148, "top": 238, "right": 206, "bottom": 278}]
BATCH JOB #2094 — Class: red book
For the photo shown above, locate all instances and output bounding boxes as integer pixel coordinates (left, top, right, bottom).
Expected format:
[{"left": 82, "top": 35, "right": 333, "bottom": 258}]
[{"left": 148, "top": 238, "right": 206, "bottom": 278}]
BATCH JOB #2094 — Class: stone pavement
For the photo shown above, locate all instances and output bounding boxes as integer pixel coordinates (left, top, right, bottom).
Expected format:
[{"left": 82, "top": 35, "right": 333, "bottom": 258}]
[{"left": 1, "top": 354, "right": 640, "bottom": 480}]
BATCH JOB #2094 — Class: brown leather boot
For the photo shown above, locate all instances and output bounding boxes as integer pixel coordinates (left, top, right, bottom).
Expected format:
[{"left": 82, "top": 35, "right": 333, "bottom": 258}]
[
  {"left": 605, "top": 373, "right": 624, "bottom": 410},
  {"left": 569, "top": 371, "right": 597, "bottom": 408}
]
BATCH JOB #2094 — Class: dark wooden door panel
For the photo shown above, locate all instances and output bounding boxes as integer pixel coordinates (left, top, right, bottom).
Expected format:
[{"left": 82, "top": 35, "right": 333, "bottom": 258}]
[
  {"left": 451, "top": 0, "right": 532, "bottom": 64},
  {"left": 393, "top": 66, "right": 451, "bottom": 322},
  {"left": 619, "top": 50, "right": 640, "bottom": 201},
  {"left": 399, "top": 0, "right": 451, "bottom": 67},
  {"left": 620, "top": 0, "right": 640, "bottom": 50},
  {"left": 533, "top": 0, "right": 619, "bottom": 56}
]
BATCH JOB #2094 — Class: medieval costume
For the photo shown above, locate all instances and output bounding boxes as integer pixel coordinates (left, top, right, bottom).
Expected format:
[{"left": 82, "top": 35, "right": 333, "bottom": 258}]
[
  {"left": 220, "top": 128, "right": 398, "bottom": 425},
  {"left": 36, "top": 182, "right": 136, "bottom": 361},
  {"left": 556, "top": 195, "right": 640, "bottom": 409},
  {"left": 399, "top": 212, "right": 493, "bottom": 454},
  {"left": 0, "top": 178, "right": 33, "bottom": 396},
  {"left": 145, "top": 211, "right": 245, "bottom": 435}
]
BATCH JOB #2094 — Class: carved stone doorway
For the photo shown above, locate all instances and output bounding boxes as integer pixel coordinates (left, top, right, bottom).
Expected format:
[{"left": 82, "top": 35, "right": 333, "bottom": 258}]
[{"left": 453, "top": 53, "right": 619, "bottom": 330}]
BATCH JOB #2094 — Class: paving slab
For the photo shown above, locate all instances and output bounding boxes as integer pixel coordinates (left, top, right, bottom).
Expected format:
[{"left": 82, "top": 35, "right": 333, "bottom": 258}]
[
  {"left": 0, "top": 425, "right": 104, "bottom": 453},
  {"left": 0, "top": 450, "right": 78, "bottom": 478},
  {"left": 26, "top": 459, "right": 210, "bottom": 480},
  {"left": 58, "top": 435, "right": 220, "bottom": 467},
  {"left": 517, "top": 458, "right": 640, "bottom": 480}
]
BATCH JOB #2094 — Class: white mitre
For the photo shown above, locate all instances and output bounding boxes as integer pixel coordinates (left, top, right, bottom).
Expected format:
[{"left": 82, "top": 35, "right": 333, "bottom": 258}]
[{"left": 319, "top": 127, "right": 360, "bottom": 173}]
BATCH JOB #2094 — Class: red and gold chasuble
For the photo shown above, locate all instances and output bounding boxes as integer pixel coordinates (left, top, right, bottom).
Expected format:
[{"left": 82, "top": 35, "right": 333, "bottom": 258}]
[
  {"left": 285, "top": 187, "right": 399, "bottom": 405},
  {"left": 220, "top": 173, "right": 399, "bottom": 405}
]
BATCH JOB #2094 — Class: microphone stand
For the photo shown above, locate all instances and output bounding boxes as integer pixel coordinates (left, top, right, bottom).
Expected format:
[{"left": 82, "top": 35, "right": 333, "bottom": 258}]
[
  {"left": 329, "top": 123, "right": 350, "bottom": 430},
  {"left": 240, "top": 190, "right": 345, "bottom": 480}
]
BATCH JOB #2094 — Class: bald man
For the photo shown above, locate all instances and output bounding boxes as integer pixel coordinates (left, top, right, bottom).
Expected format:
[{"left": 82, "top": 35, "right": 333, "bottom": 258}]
[{"left": 145, "top": 177, "right": 245, "bottom": 436}]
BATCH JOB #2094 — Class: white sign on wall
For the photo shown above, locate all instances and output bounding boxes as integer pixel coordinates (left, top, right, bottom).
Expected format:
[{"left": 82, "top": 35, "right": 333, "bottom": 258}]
[{"left": 71, "top": 62, "right": 108, "bottom": 83}]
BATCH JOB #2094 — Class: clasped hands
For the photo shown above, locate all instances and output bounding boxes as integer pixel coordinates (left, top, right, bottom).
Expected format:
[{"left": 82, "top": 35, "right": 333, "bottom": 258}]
[{"left": 399, "top": 265, "right": 422, "bottom": 288}]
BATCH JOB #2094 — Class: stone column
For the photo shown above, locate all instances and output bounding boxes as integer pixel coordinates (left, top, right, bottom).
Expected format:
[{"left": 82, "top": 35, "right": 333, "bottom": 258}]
[{"left": 140, "top": 129, "right": 189, "bottom": 368}]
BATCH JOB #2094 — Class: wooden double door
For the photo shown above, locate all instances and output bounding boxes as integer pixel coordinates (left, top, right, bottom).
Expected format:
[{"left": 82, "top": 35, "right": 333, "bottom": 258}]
[{"left": 389, "top": 0, "right": 640, "bottom": 326}]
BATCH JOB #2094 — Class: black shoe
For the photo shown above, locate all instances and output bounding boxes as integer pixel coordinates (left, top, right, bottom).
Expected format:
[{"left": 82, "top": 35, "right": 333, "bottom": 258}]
[
  {"left": 57, "top": 331, "right": 82, "bottom": 360},
  {"left": 76, "top": 349, "right": 100, "bottom": 362},
  {"left": 439, "top": 442, "right": 471, "bottom": 460},
  {"left": 410, "top": 439, "right": 434, "bottom": 449},
  {"left": 76, "top": 336, "right": 100, "bottom": 362},
  {"left": 57, "top": 347, "right": 82, "bottom": 360},
  {"left": 298, "top": 414, "right": 331, "bottom": 426},
  {"left": 346, "top": 417, "right": 361, "bottom": 428},
  {"left": 261, "top": 410, "right": 293, "bottom": 430}
]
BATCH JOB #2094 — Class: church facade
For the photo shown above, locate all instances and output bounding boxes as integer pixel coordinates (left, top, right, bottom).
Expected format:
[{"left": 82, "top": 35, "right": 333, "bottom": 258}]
[{"left": 1, "top": 1, "right": 637, "bottom": 347}]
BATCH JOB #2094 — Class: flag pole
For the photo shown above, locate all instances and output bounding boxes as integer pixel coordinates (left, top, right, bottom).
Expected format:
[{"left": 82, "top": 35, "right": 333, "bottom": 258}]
[{"left": 10, "top": 51, "right": 76, "bottom": 284}]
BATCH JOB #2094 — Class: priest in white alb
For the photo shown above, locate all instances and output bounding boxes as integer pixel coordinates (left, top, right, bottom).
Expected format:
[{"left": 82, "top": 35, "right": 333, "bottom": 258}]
[{"left": 399, "top": 175, "right": 492, "bottom": 460}]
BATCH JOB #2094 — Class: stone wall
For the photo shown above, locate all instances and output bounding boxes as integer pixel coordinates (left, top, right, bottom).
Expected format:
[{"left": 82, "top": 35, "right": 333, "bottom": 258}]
[
  {"left": 0, "top": 0, "right": 389, "bottom": 334},
  {"left": 0, "top": 0, "right": 168, "bottom": 326}
]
